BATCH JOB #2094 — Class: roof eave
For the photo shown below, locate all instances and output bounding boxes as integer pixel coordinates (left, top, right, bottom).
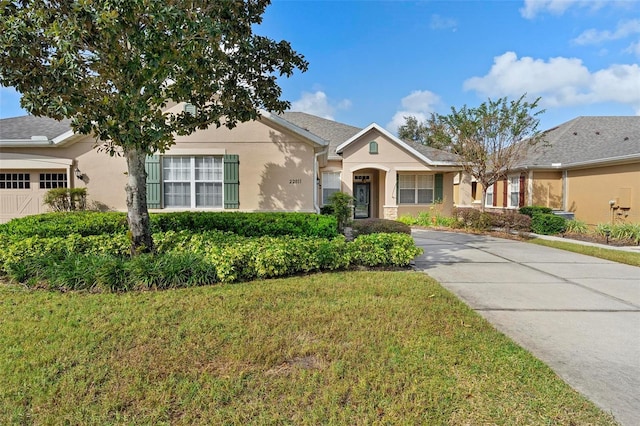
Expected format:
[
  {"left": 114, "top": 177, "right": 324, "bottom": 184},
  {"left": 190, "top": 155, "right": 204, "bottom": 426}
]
[
  {"left": 337, "top": 123, "right": 461, "bottom": 167},
  {"left": 260, "top": 110, "right": 328, "bottom": 148}
]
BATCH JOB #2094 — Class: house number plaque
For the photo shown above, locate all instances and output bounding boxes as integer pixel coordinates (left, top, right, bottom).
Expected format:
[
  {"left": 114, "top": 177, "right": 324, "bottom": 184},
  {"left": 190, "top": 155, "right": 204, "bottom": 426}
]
[{"left": 289, "top": 179, "right": 302, "bottom": 184}]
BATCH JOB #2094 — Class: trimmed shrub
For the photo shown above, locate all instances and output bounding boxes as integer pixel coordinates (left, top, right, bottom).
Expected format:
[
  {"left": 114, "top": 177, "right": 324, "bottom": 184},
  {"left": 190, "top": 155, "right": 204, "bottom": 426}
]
[
  {"left": 43, "top": 188, "right": 88, "bottom": 212},
  {"left": 493, "top": 211, "right": 532, "bottom": 232},
  {"left": 1, "top": 231, "right": 422, "bottom": 290},
  {"left": 519, "top": 206, "right": 553, "bottom": 217},
  {"left": 349, "top": 233, "right": 423, "bottom": 267},
  {"left": 531, "top": 213, "right": 567, "bottom": 235},
  {"left": 0, "top": 211, "right": 128, "bottom": 238},
  {"left": 0, "top": 211, "right": 338, "bottom": 239},
  {"left": 352, "top": 219, "right": 411, "bottom": 235}
]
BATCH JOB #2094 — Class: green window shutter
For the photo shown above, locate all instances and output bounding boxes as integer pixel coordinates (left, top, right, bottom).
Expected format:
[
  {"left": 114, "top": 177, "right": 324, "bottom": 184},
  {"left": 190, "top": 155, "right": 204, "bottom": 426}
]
[
  {"left": 145, "top": 155, "right": 161, "bottom": 209},
  {"left": 224, "top": 154, "right": 239, "bottom": 209},
  {"left": 434, "top": 173, "right": 443, "bottom": 202}
]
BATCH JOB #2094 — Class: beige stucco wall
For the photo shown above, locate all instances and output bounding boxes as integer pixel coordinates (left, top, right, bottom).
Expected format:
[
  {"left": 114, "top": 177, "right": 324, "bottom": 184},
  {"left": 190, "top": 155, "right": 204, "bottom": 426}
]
[
  {"left": 567, "top": 162, "right": 640, "bottom": 225},
  {"left": 339, "top": 128, "right": 457, "bottom": 219},
  {"left": 169, "top": 118, "right": 318, "bottom": 212},
  {"left": 530, "top": 171, "right": 563, "bottom": 209},
  {"left": 0, "top": 116, "right": 322, "bottom": 218}
]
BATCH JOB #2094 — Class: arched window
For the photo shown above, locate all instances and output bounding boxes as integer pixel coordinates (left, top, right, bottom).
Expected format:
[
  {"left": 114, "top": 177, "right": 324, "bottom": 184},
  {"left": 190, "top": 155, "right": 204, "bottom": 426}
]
[{"left": 369, "top": 141, "right": 378, "bottom": 154}]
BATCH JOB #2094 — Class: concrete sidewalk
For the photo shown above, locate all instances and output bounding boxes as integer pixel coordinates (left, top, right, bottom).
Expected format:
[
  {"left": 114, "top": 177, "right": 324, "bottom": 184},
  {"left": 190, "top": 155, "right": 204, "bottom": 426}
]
[{"left": 412, "top": 229, "right": 640, "bottom": 426}]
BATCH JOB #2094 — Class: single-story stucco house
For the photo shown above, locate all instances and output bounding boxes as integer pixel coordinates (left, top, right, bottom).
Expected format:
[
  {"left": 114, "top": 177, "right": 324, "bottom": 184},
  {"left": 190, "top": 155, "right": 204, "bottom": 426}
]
[
  {"left": 454, "top": 116, "right": 640, "bottom": 225},
  {"left": 0, "top": 103, "right": 462, "bottom": 223}
]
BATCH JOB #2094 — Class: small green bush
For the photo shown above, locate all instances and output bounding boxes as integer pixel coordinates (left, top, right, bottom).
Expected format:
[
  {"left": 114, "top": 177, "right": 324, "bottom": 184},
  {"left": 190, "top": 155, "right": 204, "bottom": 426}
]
[
  {"left": 43, "top": 188, "right": 88, "bottom": 212},
  {"left": 565, "top": 219, "right": 588, "bottom": 234},
  {"left": 327, "top": 192, "right": 354, "bottom": 233},
  {"left": 519, "top": 206, "right": 553, "bottom": 217},
  {"left": 352, "top": 219, "right": 411, "bottom": 235},
  {"left": 531, "top": 213, "right": 567, "bottom": 235}
]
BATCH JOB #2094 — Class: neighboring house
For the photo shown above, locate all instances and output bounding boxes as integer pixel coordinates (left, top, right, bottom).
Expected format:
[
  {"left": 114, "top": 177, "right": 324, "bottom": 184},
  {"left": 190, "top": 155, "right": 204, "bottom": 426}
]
[
  {"left": 454, "top": 116, "right": 640, "bottom": 225},
  {"left": 0, "top": 104, "right": 461, "bottom": 223}
]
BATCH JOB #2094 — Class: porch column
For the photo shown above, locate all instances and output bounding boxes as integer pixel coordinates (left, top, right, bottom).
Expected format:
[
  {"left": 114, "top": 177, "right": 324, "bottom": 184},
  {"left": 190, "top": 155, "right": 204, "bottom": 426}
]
[{"left": 382, "top": 168, "right": 398, "bottom": 220}]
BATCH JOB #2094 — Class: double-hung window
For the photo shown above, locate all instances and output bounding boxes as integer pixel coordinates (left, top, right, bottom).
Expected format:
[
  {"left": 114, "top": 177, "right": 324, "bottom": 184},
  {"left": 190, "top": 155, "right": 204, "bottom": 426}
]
[
  {"left": 398, "top": 174, "right": 434, "bottom": 204},
  {"left": 322, "top": 172, "right": 341, "bottom": 205},
  {"left": 163, "top": 156, "right": 223, "bottom": 208},
  {"left": 508, "top": 175, "right": 519, "bottom": 208},
  {"left": 485, "top": 184, "right": 494, "bottom": 207}
]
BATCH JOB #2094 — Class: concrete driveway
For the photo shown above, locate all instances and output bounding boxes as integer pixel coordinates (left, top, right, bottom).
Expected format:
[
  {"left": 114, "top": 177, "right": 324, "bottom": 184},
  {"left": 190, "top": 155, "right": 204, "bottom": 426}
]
[{"left": 412, "top": 229, "right": 640, "bottom": 426}]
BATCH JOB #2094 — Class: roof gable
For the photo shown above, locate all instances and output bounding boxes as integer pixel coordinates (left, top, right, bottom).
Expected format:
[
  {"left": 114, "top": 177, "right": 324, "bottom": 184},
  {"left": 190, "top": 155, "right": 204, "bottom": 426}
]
[{"left": 336, "top": 123, "right": 460, "bottom": 166}]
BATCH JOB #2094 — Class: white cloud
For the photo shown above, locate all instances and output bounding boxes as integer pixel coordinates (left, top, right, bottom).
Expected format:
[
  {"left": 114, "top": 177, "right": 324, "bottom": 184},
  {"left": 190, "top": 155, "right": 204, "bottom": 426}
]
[
  {"left": 572, "top": 19, "right": 640, "bottom": 45},
  {"left": 289, "top": 91, "right": 351, "bottom": 120},
  {"left": 430, "top": 14, "right": 457, "bottom": 31},
  {"left": 520, "top": 0, "right": 608, "bottom": 19},
  {"left": 464, "top": 51, "right": 640, "bottom": 114},
  {"left": 625, "top": 41, "right": 640, "bottom": 57},
  {"left": 386, "top": 90, "right": 440, "bottom": 133}
]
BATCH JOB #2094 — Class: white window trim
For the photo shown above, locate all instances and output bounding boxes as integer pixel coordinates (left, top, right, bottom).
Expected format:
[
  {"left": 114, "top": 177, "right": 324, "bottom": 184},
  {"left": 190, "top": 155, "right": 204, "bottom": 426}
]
[
  {"left": 321, "top": 171, "right": 341, "bottom": 205},
  {"left": 485, "top": 184, "right": 494, "bottom": 207},
  {"left": 508, "top": 175, "right": 520, "bottom": 208},
  {"left": 398, "top": 174, "right": 435, "bottom": 205},
  {"left": 163, "top": 156, "right": 223, "bottom": 209}
]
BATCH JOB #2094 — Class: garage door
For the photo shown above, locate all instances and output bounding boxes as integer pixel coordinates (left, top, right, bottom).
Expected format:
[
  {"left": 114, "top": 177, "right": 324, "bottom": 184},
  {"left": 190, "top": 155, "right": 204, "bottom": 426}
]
[{"left": 0, "top": 170, "right": 68, "bottom": 223}]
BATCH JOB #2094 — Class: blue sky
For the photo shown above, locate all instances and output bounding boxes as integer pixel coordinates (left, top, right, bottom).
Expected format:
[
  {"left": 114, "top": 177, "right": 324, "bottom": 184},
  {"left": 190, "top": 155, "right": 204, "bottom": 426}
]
[{"left": 1, "top": 0, "right": 639, "bottom": 133}]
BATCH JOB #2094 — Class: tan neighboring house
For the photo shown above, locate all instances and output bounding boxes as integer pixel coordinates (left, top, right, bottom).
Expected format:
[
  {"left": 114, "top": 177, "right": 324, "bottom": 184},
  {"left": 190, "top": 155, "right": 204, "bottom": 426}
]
[
  {"left": 455, "top": 116, "right": 640, "bottom": 225},
  {"left": 0, "top": 103, "right": 461, "bottom": 223}
]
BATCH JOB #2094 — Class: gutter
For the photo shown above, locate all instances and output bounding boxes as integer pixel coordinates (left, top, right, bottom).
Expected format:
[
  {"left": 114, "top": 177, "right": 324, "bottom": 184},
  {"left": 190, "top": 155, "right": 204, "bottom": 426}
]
[
  {"left": 313, "top": 148, "right": 329, "bottom": 214},
  {"left": 0, "top": 136, "right": 53, "bottom": 147}
]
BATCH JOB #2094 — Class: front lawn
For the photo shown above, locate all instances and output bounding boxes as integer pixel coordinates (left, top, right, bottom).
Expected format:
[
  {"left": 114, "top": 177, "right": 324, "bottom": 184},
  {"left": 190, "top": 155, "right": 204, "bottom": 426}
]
[{"left": 1, "top": 271, "right": 616, "bottom": 424}]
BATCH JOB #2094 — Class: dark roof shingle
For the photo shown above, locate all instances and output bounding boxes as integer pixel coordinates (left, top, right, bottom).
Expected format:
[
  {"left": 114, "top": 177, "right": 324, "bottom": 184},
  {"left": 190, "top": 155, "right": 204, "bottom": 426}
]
[
  {"left": 0, "top": 115, "right": 72, "bottom": 140},
  {"left": 524, "top": 116, "right": 640, "bottom": 167}
]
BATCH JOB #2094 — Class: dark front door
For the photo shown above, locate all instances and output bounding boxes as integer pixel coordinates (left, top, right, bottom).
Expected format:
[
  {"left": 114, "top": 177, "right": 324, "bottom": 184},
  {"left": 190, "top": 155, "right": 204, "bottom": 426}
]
[{"left": 354, "top": 183, "right": 370, "bottom": 219}]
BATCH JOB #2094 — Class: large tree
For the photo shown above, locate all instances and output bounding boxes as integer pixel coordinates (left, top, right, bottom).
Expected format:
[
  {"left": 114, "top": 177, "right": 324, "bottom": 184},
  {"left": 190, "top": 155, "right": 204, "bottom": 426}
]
[
  {"left": 404, "top": 96, "right": 545, "bottom": 211},
  {"left": 0, "top": 0, "right": 307, "bottom": 254}
]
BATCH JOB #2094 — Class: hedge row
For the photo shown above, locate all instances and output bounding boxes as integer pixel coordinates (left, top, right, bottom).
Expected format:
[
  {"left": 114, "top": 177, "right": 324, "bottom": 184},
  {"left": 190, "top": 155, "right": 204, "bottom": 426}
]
[
  {"left": 451, "top": 208, "right": 531, "bottom": 232},
  {"left": 0, "top": 211, "right": 338, "bottom": 239},
  {"left": 0, "top": 232, "right": 422, "bottom": 292}
]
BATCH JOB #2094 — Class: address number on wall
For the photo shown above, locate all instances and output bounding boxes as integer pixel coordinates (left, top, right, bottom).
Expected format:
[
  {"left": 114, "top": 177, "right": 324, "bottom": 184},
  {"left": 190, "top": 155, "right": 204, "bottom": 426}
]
[{"left": 289, "top": 179, "right": 302, "bottom": 184}]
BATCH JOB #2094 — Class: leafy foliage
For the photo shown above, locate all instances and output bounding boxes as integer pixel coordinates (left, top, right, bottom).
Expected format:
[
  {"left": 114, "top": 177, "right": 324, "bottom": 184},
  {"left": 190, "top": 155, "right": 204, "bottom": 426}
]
[
  {"left": 519, "top": 205, "right": 553, "bottom": 217},
  {"left": 43, "top": 188, "right": 88, "bottom": 212},
  {"left": 565, "top": 219, "right": 589, "bottom": 234},
  {"left": 0, "top": 230, "right": 421, "bottom": 291},
  {"left": 327, "top": 191, "right": 355, "bottom": 232},
  {"left": 401, "top": 95, "right": 545, "bottom": 210},
  {"left": 0, "top": 1, "right": 308, "bottom": 253},
  {"left": 531, "top": 214, "right": 567, "bottom": 235},
  {"left": 352, "top": 219, "right": 412, "bottom": 235},
  {"left": 0, "top": 211, "right": 337, "bottom": 239}
]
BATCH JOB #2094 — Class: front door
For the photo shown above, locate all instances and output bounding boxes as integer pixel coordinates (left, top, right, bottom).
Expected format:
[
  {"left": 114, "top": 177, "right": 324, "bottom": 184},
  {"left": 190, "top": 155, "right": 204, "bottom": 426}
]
[{"left": 354, "top": 183, "right": 370, "bottom": 219}]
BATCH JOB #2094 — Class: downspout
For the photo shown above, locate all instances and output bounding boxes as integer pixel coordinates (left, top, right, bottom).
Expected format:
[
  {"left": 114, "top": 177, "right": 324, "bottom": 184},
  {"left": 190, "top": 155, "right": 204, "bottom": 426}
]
[
  {"left": 313, "top": 148, "right": 328, "bottom": 213},
  {"left": 562, "top": 170, "right": 568, "bottom": 211}
]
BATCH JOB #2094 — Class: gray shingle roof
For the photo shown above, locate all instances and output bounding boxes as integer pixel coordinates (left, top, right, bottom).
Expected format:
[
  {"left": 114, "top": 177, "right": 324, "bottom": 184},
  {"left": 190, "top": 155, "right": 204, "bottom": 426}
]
[
  {"left": 524, "top": 116, "right": 640, "bottom": 167},
  {"left": 403, "top": 138, "right": 461, "bottom": 163},
  {"left": 279, "top": 112, "right": 362, "bottom": 158},
  {"left": 0, "top": 115, "right": 72, "bottom": 140}
]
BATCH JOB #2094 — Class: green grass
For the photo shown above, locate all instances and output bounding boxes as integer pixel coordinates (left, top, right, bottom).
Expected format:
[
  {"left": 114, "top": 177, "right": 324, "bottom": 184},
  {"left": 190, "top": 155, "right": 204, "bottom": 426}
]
[
  {"left": 530, "top": 238, "right": 640, "bottom": 267},
  {"left": 1, "top": 271, "right": 616, "bottom": 425}
]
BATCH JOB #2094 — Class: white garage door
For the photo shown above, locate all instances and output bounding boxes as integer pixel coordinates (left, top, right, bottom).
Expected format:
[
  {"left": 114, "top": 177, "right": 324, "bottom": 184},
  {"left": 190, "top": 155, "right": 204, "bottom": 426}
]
[{"left": 0, "top": 170, "right": 68, "bottom": 223}]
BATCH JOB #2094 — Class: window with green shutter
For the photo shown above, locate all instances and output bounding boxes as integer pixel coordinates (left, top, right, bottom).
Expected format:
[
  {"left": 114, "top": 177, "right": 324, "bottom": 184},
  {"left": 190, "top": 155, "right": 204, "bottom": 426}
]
[
  {"left": 223, "top": 154, "right": 239, "bottom": 209},
  {"left": 145, "top": 155, "right": 162, "bottom": 208},
  {"left": 434, "top": 173, "right": 443, "bottom": 203}
]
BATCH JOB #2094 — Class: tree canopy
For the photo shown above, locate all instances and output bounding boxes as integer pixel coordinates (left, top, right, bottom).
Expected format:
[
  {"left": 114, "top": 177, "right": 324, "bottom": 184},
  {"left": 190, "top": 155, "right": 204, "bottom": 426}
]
[
  {"left": 0, "top": 0, "right": 308, "bottom": 253},
  {"left": 400, "top": 96, "right": 545, "bottom": 210}
]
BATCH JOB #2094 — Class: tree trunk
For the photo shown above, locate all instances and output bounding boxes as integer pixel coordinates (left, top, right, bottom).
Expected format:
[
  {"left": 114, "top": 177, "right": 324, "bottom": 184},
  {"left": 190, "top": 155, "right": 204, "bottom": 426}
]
[
  {"left": 480, "top": 187, "right": 487, "bottom": 213},
  {"left": 125, "top": 147, "right": 154, "bottom": 255}
]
